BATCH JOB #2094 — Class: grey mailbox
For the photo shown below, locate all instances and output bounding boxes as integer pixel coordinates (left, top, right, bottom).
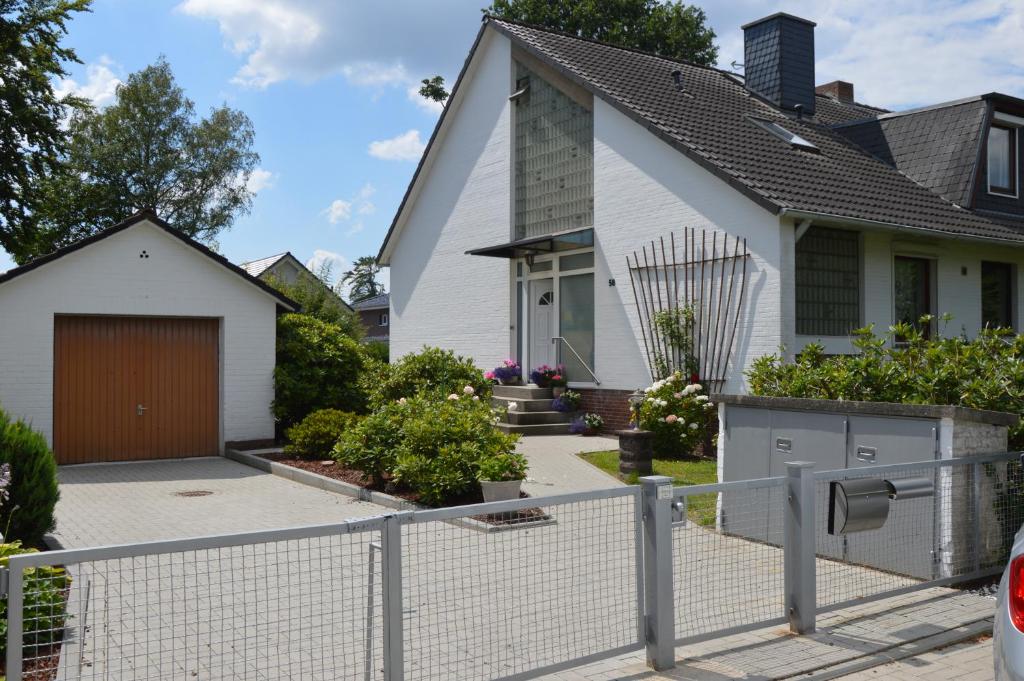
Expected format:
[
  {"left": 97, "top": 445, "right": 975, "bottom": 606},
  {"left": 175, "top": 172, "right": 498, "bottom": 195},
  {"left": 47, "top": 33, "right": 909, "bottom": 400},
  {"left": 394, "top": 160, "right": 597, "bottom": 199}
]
[{"left": 828, "top": 476, "right": 935, "bottom": 535}]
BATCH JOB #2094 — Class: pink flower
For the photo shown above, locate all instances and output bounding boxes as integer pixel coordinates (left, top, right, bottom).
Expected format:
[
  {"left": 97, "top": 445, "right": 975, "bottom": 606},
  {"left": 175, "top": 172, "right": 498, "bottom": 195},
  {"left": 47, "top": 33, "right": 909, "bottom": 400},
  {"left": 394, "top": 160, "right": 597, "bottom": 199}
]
[
  {"left": 484, "top": 371, "right": 496, "bottom": 380},
  {"left": 665, "top": 414, "right": 679, "bottom": 424},
  {"left": 673, "top": 392, "right": 683, "bottom": 399},
  {"left": 463, "top": 385, "right": 475, "bottom": 395},
  {"left": 447, "top": 394, "right": 459, "bottom": 400}
]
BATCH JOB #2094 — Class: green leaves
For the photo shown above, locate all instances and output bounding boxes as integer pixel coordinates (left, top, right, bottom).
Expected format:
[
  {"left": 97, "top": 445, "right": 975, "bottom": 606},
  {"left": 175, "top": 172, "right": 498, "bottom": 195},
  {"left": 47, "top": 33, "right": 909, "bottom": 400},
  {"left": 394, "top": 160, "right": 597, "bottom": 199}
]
[
  {"left": 284, "top": 409, "right": 360, "bottom": 461},
  {"left": 748, "top": 323, "right": 1024, "bottom": 447},
  {"left": 22, "top": 57, "right": 259, "bottom": 260},
  {"left": 340, "top": 256, "right": 385, "bottom": 304},
  {"left": 0, "top": 408, "right": 59, "bottom": 546}
]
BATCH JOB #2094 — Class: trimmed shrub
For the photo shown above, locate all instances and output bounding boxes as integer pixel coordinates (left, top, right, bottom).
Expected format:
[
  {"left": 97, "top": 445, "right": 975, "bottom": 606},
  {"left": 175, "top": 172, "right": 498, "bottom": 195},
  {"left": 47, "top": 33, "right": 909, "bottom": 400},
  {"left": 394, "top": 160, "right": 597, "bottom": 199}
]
[
  {"left": 747, "top": 321, "right": 1024, "bottom": 447},
  {"left": 361, "top": 346, "right": 490, "bottom": 410},
  {"left": 334, "top": 390, "right": 520, "bottom": 505},
  {"left": 0, "top": 541, "right": 70, "bottom": 658},
  {"left": 274, "top": 314, "right": 366, "bottom": 428},
  {"left": 638, "top": 372, "right": 714, "bottom": 457},
  {"left": 284, "top": 409, "right": 361, "bottom": 460},
  {"left": 0, "top": 410, "right": 59, "bottom": 546},
  {"left": 363, "top": 340, "right": 389, "bottom": 364}
]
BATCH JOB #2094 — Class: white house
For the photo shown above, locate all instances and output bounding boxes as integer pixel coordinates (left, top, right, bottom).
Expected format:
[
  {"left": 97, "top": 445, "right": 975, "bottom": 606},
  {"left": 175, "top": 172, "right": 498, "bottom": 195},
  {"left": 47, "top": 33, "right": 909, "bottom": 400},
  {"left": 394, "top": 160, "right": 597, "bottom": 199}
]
[
  {"left": 378, "top": 13, "right": 1024, "bottom": 430},
  {"left": 0, "top": 210, "right": 296, "bottom": 464}
]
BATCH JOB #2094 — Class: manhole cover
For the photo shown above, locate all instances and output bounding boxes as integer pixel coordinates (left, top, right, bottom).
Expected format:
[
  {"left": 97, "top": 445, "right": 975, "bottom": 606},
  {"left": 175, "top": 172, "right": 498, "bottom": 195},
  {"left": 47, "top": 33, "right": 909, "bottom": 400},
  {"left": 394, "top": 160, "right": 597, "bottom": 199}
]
[{"left": 174, "top": 490, "right": 214, "bottom": 498}]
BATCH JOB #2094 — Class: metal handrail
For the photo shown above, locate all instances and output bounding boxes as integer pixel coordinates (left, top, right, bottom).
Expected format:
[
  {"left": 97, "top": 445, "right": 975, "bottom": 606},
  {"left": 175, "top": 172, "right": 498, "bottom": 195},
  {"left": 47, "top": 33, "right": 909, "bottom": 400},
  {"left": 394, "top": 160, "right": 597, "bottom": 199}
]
[{"left": 551, "top": 336, "right": 601, "bottom": 385}]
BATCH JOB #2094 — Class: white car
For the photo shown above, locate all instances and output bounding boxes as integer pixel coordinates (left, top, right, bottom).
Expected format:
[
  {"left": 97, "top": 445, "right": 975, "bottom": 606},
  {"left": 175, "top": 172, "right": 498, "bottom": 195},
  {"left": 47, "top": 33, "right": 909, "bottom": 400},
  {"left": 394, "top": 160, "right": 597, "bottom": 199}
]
[{"left": 996, "top": 524, "right": 1024, "bottom": 680}]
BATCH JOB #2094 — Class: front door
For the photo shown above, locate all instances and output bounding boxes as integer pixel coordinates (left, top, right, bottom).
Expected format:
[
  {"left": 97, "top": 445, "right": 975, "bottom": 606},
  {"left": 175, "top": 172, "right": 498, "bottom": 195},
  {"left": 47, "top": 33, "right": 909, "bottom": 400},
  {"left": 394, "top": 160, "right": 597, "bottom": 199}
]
[{"left": 530, "top": 278, "right": 555, "bottom": 370}]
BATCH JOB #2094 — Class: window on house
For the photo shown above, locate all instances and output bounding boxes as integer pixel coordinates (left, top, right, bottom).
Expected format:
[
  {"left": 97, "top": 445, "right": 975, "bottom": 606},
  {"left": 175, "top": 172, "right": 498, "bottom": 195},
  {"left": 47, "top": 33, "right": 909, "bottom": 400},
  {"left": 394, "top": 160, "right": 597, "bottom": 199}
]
[
  {"left": 988, "top": 125, "right": 1017, "bottom": 196},
  {"left": 894, "top": 256, "right": 933, "bottom": 337},
  {"left": 378, "top": 313, "right": 389, "bottom": 327},
  {"left": 795, "top": 227, "right": 860, "bottom": 336},
  {"left": 514, "top": 61, "right": 593, "bottom": 239},
  {"left": 982, "top": 261, "right": 1015, "bottom": 330}
]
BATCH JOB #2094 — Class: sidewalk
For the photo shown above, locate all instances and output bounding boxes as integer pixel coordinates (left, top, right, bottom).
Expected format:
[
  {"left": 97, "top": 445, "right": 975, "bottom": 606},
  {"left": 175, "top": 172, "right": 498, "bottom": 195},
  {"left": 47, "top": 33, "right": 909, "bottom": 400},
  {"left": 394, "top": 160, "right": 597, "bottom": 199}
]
[{"left": 516, "top": 434, "right": 623, "bottom": 496}]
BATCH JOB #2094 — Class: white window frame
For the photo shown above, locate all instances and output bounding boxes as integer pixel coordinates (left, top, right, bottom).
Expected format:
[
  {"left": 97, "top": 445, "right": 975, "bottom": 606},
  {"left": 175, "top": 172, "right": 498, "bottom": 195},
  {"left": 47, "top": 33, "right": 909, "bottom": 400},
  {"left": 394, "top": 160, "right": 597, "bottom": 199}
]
[{"left": 378, "top": 312, "right": 389, "bottom": 327}]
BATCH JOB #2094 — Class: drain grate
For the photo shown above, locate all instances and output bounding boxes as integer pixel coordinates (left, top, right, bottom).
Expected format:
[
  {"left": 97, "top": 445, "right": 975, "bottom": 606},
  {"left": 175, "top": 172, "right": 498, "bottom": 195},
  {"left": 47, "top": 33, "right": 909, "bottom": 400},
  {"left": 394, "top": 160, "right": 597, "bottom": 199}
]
[{"left": 174, "top": 490, "right": 214, "bottom": 498}]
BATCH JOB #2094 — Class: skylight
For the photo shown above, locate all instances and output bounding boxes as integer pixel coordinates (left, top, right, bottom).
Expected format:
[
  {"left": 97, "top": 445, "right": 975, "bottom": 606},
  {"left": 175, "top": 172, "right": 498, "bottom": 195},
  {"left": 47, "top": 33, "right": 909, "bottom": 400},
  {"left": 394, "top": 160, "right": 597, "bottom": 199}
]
[{"left": 749, "top": 117, "right": 819, "bottom": 152}]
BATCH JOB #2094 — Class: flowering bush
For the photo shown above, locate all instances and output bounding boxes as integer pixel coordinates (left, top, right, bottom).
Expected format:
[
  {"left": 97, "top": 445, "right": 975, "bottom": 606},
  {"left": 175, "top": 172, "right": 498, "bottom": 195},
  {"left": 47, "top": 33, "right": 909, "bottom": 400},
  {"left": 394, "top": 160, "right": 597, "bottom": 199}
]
[
  {"left": 477, "top": 451, "right": 528, "bottom": 482},
  {"left": 568, "top": 416, "right": 587, "bottom": 434},
  {"left": 333, "top": 388, "right": 520, "bottom": 505},
  {"left": 487, "top": 359, "right": 521, "bottom": 384},
  {"left": 530, "top": 364, "right": 564, "bottom": 387},
  {"left": 551, "top": 390, "right": 581, "bottom": 413},
  {"left": 638, "top": 371, "right": 714, "bottom": 457},
  {"left": 583, "top": 413, "right": 604, "bottom": 430},
  {"left": 361, "top": 346, "right": 490, "bottom": 410},
  {"left": 549, "top": 373, "right": 567, "bottom": 388}
]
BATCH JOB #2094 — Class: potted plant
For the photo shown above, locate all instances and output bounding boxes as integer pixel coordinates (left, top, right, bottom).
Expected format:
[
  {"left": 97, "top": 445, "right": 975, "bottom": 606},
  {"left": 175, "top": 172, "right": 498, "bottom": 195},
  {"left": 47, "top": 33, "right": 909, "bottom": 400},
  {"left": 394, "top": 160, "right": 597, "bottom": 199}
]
[
  {"left": 477, "top": 452, "right": 529, "bottom": 502},
  {"left": 530, "top": 364, "right": 563, "bottom": 388},
  {"left": 582, "top": 412, "right": 604, "bottom": 436},
  {"left": 551, "top": 390, "right": 581, "bottom": 413},
  {"left": 490, "top": 359, "right": 522, "bottom": 385},
  {"left": 549, "top": 373, "right": 568, "bottom": 397}
]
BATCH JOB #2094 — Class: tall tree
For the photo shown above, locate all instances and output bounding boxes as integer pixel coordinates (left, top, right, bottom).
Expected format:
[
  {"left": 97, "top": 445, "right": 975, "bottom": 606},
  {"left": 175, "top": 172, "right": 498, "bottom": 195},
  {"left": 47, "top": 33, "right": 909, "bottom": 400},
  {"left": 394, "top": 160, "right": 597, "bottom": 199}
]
[
  {"left": 421, "top": 0, "right": 718, "bottom": 106},
  {"left": 341, "top": 256, "right": 385, "bottom": 304},
  {"left": 25, "top": 57, "right": 259, "bottom": 261},
  {"left": 0, "top": 0, "right": 91, "bottom": 263}
]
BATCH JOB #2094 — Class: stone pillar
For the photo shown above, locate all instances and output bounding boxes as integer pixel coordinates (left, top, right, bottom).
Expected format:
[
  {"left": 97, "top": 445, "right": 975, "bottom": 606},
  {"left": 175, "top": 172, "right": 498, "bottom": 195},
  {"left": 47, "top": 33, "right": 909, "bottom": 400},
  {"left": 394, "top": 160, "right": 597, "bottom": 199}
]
[{"left": 618, "top": 429, "right": 654, "bottom": 476}]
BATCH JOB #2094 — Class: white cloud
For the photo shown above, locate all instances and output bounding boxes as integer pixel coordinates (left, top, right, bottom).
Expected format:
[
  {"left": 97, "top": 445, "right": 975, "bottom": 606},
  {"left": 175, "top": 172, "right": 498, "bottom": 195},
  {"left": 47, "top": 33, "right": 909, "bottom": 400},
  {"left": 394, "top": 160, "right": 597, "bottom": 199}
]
[
  {"left": 324, "top": 199, "right": 352, "bottom": 224},
  {"left": 54, "top": 56, "right": 122, "bottom": 107},
  {"left": 177, "top": 0, "right": 474, "bottom": 94},
  {"left": 345, "top": 222, "right": 365, "bottom": 237},
  {"left": 368, "top": 129, "right": 425, "bottom": 161},
  {"left": 306, "top": 249, "right": 348, "bottom": 277},
  {"left": 245, "top": 168, "right": 276, "bottom": 194},
  {"left": 707, "top": 0, "right": 1024, "bottom": 109}
]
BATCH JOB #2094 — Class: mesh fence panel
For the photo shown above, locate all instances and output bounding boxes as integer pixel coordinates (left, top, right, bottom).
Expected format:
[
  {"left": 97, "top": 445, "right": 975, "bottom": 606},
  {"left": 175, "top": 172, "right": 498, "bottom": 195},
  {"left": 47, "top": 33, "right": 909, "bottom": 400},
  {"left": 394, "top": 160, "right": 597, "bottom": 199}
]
[
  {"left": 816, "top": 456, "right": 1024, "bottom": 610},
  {"left": 401, "top": 492, "right": 641, "bottom": 681},
  {"left": 672, "top": 482, "right": 787, "bottom": 641},
  {"left": 14, "top": 530, "right": 383, "bottom": 681}
]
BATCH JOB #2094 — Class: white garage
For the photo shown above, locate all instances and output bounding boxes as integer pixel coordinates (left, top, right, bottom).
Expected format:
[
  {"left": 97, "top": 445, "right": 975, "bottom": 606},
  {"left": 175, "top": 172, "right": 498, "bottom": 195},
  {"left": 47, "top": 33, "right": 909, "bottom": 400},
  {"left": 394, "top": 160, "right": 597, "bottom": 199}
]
[{"left": 0, "top": 210, "right": 295, "bottom": 464}]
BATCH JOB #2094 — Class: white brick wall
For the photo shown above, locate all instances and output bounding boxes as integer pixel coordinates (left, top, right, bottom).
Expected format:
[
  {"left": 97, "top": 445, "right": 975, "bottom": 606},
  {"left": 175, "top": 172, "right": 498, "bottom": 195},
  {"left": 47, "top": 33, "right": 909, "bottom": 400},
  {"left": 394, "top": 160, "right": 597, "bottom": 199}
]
[
  {"left": 0, "top": 220, "right": 280, "bottom": 447},
  {"left": 387, "top": 30, "right": 513, "bottom": 368}
]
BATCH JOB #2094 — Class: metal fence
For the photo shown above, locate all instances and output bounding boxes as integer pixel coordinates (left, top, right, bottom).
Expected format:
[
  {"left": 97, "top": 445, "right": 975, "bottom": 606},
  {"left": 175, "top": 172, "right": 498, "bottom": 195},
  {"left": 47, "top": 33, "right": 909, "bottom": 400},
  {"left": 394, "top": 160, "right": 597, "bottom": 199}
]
[
  {"left": 3, "top": 453, "right": 1021, "bottom": 680},
  {"left": 4, "top": 487, "right": 642, "bottom": 681}
]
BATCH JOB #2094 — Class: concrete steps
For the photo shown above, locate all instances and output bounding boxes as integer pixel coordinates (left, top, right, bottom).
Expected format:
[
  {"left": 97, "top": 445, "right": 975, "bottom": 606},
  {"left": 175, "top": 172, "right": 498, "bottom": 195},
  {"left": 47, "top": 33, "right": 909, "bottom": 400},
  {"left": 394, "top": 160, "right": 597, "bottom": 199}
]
[{"left": 491, "top": 384, "right": 574, "bottom": 435}]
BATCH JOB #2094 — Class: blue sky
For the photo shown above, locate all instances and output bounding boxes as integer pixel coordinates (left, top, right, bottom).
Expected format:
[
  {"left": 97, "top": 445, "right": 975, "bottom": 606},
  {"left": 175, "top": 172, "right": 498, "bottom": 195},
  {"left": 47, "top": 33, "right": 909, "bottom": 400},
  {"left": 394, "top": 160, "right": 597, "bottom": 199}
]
[{"left": 1, "top": 0, "right": 1022, "bottom": 285}]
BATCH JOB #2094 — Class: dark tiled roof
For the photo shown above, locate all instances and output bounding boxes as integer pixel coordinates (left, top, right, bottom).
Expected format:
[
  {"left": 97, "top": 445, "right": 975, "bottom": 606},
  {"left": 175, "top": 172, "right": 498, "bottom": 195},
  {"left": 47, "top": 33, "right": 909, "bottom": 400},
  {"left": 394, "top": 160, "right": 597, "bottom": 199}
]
[
  {"left": 836, "top": 99, "right": 989, "bottom": 208},
  {"left": 489, "top": 19, "right": 1024, "bottom": 242},
  {"left": 353, "top": 292, "right": 389, "bottom": 310},
  {"left": 812, "top": 94, "right": 888, "bottom": 126}
]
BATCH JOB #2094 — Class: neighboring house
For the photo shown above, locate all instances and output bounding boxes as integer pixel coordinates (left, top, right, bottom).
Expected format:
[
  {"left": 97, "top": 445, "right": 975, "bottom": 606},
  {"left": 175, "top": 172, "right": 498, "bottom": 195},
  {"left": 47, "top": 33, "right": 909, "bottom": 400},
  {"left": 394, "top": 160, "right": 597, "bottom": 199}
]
[
  {"left": 0, "top": 210, "right": 296, "bottom": 464},
  {"left": 240, "top": 251, "right": 353, "bottom": 311},
  {"left": 352, "top": 293, "right": 390, "bottom": 343},
  {"left": 378, "top": 12, "right": 1024, "bottom": 428}
]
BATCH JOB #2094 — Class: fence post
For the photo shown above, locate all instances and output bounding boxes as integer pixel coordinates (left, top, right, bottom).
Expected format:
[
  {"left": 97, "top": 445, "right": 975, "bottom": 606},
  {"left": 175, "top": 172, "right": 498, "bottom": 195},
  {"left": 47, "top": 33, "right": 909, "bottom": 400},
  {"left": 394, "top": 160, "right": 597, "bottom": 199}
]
[
  {"left": 381, "top": 514, "right": 405, "bottom": 681},
  {"left": 784, "top": 461, "right": 816, "bottom": 634},
  {"left": 6, "top": 560, "right": 22, "bottom": 681},
  {"left": 640, "top": 475, "right": 675, "bottom": 671},
  {"left": 970, "top": 461, "right": 982, "bottom": 575}
]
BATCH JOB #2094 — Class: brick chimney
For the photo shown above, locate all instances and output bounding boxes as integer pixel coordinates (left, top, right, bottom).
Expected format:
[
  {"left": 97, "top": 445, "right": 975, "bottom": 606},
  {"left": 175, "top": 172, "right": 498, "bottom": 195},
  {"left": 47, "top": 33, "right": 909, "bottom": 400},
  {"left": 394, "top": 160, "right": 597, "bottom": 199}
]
[
  {"left": 816, "top": 80, "right": 855, "bottom": 103},
  {"left": 742, "top": 12, "right": 817, "bottom": 116}
]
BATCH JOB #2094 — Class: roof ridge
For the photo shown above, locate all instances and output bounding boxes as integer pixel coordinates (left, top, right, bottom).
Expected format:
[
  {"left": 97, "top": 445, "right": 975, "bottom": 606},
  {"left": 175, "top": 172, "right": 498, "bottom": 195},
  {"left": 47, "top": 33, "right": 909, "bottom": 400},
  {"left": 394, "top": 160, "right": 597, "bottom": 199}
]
[{"left": 485, "top": 15, "right": 738, "bottom": 79}]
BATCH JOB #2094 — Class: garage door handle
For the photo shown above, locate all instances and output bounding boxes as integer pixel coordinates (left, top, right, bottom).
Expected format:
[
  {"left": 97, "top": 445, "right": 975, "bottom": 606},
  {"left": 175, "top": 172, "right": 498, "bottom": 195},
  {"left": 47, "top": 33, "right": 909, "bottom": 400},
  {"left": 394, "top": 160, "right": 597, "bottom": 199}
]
[
  {"left": 137, "top": 404, "right": 147, "bottom": 416},
  {"left": 855, "top": 446, "right": 876, "bottom": 463}
]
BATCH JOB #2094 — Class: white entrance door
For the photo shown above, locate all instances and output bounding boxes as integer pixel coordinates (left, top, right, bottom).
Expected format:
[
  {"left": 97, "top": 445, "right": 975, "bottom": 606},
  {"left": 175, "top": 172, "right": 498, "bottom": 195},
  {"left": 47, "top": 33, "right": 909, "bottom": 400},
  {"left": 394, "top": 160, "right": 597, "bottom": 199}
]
[{"left": 530, "top": 278, "right": 555, "bottom": 370}]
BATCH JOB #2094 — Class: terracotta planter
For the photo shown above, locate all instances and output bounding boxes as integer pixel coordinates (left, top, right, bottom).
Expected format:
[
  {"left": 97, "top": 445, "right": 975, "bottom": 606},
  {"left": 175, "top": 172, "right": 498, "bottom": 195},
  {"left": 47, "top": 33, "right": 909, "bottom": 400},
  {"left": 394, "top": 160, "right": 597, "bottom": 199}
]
[{"left": 481, "top": 479, "right": 522, "bottom": 503}]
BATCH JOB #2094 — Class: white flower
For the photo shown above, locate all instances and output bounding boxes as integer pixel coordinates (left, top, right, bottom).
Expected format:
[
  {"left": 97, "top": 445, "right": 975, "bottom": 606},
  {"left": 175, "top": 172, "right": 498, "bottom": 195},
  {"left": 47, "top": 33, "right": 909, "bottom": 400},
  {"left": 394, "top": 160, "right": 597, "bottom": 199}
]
[
  {"left": 398, "top": 397, "right": 407, "bottom": 404},
  {"left": 472, "top": 395, "right": 480, "bottom": 401},
  {"left": 463, "top": 385, "right": 475, "bottom": 395},
  {"left": 692, "top": 384, "right": 703, "bottom": 392},
  {"left": 508, "top": 401, "right": 519, "bottom": 411},
  {"left": 703, "top": 402, "right": 714, "bottom": 410},
  {"left": 447, "top": 393, "right": 459, "bottom": 400},
  {"left": 673, "top": 392, "right": 683, "bottom": 399},
  {"left": 696, "top": 395, "right": 709, "bottom": 403},
  {"left": 689, "top": 422, "right": 699, "bottom": 430}
]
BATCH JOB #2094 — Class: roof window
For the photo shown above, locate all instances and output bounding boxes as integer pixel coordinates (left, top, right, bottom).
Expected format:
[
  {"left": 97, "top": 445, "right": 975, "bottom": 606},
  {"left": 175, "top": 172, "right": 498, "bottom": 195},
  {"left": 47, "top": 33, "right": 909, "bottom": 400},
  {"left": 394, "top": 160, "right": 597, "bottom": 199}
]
[{"left": 749, "top": 117, "right": 819, "bottom": 152}]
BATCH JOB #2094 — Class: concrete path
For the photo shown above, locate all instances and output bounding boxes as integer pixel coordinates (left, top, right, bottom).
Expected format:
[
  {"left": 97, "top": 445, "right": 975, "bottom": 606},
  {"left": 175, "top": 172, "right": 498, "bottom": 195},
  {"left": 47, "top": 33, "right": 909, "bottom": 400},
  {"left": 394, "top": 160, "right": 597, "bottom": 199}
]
[
  {"left": 837, "top": 635, "right": 993, "bottom": 680},
  {"left": 516, "top": 434, "right": 623, "bottom": 496},
  {"left": 52, "top": 456, "right": 389, "bottom": 547}
]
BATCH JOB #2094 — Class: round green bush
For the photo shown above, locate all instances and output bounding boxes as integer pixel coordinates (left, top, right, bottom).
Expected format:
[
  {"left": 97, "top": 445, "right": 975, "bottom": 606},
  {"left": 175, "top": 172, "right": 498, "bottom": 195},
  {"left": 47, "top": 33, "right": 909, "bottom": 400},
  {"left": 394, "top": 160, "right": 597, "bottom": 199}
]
[
  {"left": 284, "top": 409, "right": 361, "bottom": 460},
  {"left": 361, "top": 346, "right": 490, "bottom": 410},
  {"left": 274, "top": 314, "right": 366, "bottom": 428},
  {"left": 334, "top": 391, "right": 521, "bottom": 505},
  {"left": 0, "top": 409, "right": 59, "bottom": 546}
]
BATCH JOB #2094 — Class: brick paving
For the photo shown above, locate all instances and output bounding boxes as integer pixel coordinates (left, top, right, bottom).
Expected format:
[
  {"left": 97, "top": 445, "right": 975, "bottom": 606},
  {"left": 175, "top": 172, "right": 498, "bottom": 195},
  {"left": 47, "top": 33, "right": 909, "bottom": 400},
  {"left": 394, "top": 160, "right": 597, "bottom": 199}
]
[{"left": 517, "top": 434, "right": 623, "bottom": 496}]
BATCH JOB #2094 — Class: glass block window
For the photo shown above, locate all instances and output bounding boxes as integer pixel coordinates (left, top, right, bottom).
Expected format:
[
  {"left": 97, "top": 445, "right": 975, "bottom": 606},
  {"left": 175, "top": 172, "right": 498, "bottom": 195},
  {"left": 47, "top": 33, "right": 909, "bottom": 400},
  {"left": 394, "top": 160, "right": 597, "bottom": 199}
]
[
  {"left": 795, "top": 227, "right": 861, "bottom": 336},
  {"left": 514, "top": 62, "right": 593, "bottom": 239}
]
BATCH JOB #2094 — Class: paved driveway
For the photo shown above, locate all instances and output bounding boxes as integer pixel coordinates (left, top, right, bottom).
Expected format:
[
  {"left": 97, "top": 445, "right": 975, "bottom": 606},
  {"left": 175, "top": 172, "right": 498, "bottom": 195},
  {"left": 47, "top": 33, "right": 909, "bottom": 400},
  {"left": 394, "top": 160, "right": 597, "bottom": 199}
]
[{"left": 52, "top": 456, "right": 389, "bottom": 547}]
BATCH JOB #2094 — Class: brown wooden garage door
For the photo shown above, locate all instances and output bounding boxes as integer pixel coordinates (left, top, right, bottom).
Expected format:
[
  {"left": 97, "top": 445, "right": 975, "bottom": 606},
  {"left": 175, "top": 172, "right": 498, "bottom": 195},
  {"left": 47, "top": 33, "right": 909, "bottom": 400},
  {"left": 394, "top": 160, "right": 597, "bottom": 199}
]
[{"left": 54, "top": 316, "right": 220, "bottom": 464}]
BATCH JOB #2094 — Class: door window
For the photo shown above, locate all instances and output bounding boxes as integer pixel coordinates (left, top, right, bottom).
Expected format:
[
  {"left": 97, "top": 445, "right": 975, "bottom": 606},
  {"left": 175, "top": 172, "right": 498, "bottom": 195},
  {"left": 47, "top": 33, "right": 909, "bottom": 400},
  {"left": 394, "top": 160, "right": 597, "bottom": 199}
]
[{"left": 894, "top": 256, "right": 933, "bottom": 337}]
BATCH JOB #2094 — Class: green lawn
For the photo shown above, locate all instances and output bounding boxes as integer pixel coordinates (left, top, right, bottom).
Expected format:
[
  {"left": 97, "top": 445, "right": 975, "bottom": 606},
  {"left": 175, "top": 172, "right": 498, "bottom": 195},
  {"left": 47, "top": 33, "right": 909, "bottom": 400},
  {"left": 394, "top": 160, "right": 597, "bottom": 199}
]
[{"left": 578, "top": 450, "right": 718, "bottom": 525}]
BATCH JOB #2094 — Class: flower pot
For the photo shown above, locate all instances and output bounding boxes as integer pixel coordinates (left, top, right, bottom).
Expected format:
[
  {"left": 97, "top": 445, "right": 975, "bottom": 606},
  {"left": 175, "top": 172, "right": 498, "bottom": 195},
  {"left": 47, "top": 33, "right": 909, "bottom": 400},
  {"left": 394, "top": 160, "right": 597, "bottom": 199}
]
[
  {"left": 481, "top": 479, "right": 522, "bottom": 503},
  {"left": 552, "top": 386, "right": 566, "bottom": 398},
  {"left": 498, "top": 376, "right": 522, "bottom": 386},
  {"left": 582, "top": 427, "right": 598, "bottom": 437}
]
